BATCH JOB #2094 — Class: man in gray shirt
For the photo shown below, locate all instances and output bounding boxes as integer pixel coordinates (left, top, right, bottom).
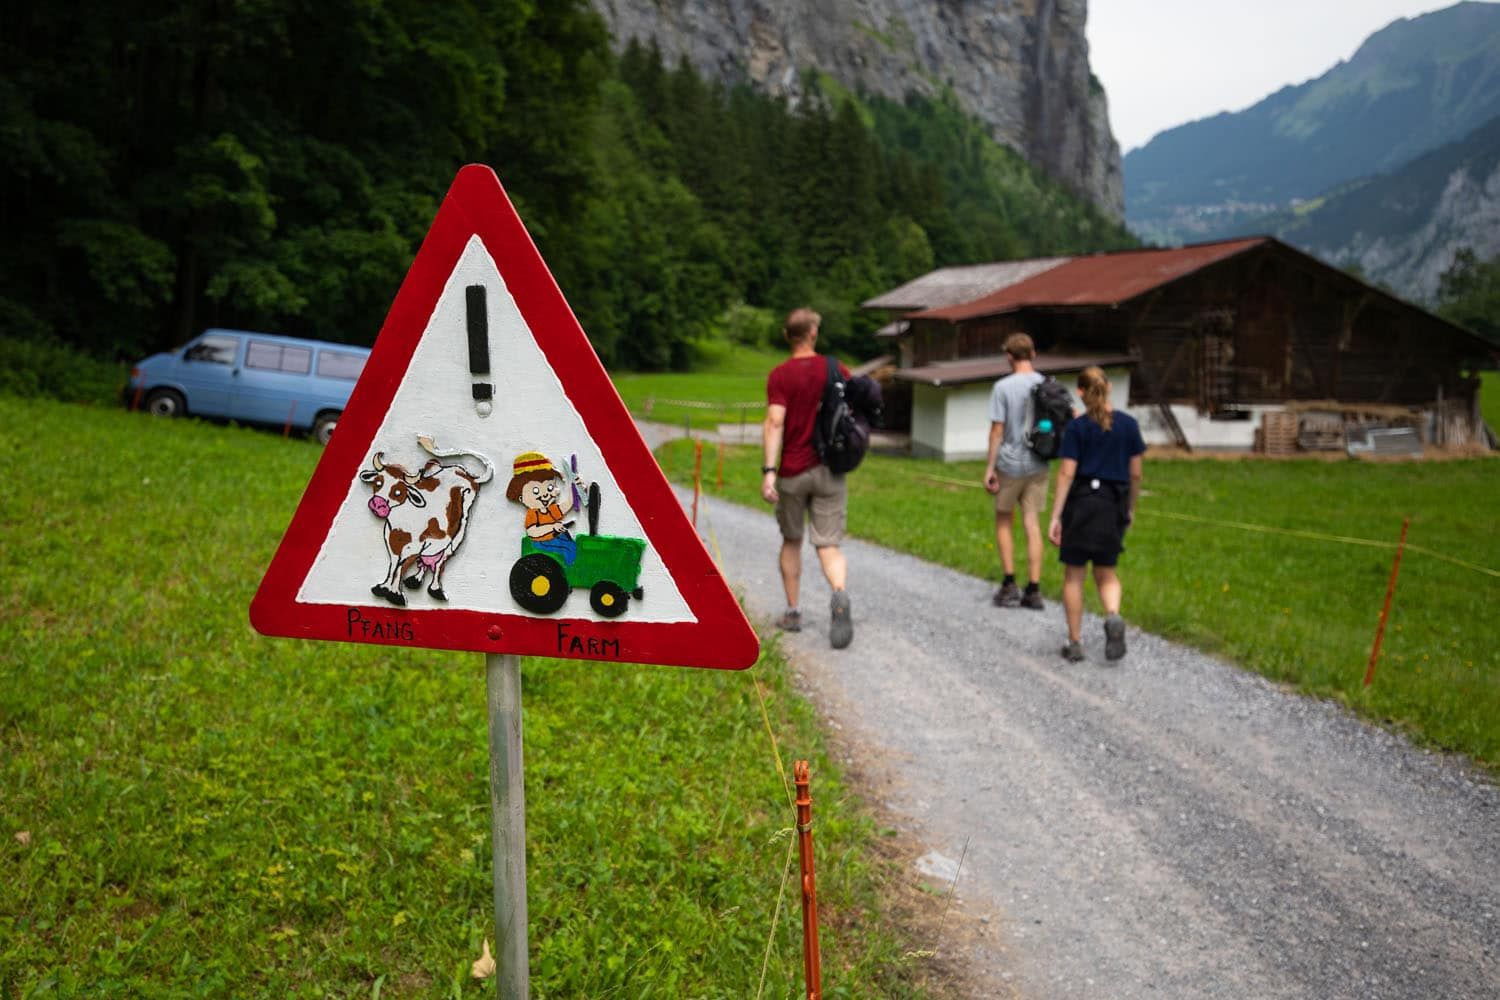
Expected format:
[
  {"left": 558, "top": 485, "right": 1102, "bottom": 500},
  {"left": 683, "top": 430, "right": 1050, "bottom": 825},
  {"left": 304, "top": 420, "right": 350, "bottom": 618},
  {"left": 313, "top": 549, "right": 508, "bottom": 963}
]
[{"left": 982, "top": 333, "right": 1049, "bottom": 608}]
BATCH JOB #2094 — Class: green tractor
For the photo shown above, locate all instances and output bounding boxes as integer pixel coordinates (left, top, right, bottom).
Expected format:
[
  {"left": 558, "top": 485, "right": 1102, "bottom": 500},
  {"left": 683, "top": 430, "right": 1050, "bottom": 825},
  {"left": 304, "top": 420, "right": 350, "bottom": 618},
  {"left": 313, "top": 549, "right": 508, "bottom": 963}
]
[{"left": 508, "top": 484, "right": 645, "bottom": 618}]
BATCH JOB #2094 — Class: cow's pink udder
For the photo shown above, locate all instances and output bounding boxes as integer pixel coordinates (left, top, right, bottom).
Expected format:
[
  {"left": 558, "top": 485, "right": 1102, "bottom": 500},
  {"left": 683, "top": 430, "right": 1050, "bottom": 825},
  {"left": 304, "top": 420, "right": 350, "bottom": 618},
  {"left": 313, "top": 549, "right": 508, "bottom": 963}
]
[
  {"left": 368, "top": 495, "right": 391, "bottom": 519},
  {"left": 419, "top": 551, "right": 443, "bottom": 571}
]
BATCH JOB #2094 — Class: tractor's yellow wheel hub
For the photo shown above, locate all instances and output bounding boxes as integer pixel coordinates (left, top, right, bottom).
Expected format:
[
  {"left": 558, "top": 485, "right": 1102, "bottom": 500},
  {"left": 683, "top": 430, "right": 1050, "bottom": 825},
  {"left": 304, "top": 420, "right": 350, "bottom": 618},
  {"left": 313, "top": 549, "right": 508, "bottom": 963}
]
[{"left": 531, "top": 577, "right": 551, "bottom": 597}]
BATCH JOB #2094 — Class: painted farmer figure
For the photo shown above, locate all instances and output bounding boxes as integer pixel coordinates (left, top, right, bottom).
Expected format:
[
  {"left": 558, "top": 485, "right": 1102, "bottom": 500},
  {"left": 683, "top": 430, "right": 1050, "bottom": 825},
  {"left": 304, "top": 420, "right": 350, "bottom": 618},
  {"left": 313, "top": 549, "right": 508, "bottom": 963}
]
[
  {"left": 761, "top": 308, "right": 854, "bottom": 649},
  {"left": 984, "top": 333, "right": 1050, "bottom": 609},
  {"left": 507, "top": 452, "right": 578, "bottom": 565}
]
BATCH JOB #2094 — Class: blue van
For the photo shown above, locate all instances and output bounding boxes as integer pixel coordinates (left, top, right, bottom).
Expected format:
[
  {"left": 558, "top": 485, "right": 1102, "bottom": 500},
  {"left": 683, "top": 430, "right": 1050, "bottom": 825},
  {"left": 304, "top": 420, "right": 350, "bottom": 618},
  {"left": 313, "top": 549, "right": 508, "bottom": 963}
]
[{"left": 127, "top": 329, "right": 371, "bottom": 444}]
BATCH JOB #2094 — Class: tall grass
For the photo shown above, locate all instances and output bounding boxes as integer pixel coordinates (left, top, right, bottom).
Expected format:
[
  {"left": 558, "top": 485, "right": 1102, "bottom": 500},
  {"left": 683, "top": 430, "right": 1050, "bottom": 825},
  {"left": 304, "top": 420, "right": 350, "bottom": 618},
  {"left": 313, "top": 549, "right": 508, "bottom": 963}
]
[
  {"left": 0, "top": 398, "right": 951, "bottom": 998},
  {"left": 660, "top": 440, "right": 1500, "bottom": 771}
]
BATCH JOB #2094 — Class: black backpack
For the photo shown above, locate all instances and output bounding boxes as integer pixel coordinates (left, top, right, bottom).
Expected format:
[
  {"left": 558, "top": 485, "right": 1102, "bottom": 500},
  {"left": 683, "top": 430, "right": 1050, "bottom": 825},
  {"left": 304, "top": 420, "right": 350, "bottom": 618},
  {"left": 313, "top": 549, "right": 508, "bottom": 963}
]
[
  {"left": 1026, "top": 376, "right": 1075, "bottom": 460},
  {"left": 814, "top": 356, "right": 874, "bottom": 475}
]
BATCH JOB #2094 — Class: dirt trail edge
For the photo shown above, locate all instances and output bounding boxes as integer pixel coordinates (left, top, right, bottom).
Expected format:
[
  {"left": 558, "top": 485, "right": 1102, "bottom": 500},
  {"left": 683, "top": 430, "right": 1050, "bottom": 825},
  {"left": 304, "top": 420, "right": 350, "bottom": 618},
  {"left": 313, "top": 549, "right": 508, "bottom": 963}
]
[{"left": 679, "top": 485, "right": 1498, "bottom": 999}]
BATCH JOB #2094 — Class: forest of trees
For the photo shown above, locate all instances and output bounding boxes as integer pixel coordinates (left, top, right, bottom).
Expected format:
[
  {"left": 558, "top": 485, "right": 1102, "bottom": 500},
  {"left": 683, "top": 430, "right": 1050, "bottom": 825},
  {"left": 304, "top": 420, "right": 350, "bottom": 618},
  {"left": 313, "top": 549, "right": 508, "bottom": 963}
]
[
  {"left": 1437, "top": 248, "right": 1500, "bottom": 345},
  {"left": 2, "top": 0, "right": 1134, "bottom": 373}
]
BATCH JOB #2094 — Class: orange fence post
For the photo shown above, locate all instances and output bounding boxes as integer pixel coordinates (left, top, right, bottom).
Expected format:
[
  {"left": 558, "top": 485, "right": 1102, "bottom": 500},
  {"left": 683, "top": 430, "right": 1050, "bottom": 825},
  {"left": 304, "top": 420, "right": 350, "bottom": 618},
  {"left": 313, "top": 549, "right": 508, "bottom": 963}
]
[
  {"left": 283, "top": 401, "right": 297, "bottom": 438},
  {"left": 794, "top": 760, "right": 822, "bottom": 1000},
  {"left": 130, "top": 385, "right": 144, "bottom": 412},
  {"left": 1364, "top": 516, "right": 1410, "bottom": 688},
  {"left": 691, "top": 440, "right": 703, "bottom": 527}
]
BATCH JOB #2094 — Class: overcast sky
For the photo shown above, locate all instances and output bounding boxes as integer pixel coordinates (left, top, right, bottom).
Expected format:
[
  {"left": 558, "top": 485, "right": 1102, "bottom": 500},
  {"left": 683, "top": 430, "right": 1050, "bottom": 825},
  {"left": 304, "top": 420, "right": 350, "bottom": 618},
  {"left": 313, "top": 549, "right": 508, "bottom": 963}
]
[{"left": 1087, "top": 0, "right": 1479, "bottom": 153}]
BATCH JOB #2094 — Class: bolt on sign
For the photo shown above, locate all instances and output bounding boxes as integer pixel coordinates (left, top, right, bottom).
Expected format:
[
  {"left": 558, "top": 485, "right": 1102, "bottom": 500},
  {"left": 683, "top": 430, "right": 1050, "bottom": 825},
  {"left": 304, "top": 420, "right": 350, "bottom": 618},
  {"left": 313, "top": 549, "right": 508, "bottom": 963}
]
[{"left": 250, "top": 165, "right": 758, "bottom": 671}]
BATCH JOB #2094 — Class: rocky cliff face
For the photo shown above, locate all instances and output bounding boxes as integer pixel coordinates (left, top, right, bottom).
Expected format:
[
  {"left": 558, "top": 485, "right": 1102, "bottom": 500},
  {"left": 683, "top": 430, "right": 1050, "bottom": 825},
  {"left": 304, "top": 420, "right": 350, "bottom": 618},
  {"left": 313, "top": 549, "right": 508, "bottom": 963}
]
[
  {"left": 1316, "top": 161, "right": 1500, "bottom": 303},
  {"left": 590, "top": 0, "right": 1123, "bottom": 220}
]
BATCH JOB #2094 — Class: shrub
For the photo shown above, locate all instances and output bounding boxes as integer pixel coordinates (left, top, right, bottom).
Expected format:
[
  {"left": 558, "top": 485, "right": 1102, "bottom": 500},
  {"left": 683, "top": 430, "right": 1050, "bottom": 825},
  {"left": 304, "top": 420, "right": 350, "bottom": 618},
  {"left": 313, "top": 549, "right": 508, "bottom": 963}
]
[{"left": 0, "top": 335, "right": 129, "bottom": 405}]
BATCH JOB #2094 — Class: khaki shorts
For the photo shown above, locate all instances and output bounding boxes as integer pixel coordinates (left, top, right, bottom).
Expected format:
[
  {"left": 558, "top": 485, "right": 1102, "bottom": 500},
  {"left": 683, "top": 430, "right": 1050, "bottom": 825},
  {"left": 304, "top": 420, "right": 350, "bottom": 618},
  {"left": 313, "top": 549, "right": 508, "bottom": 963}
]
[
  {"left": 994, "top": 469, "right": 1049, "bottom": 516},
  {"left": 775, "top": 465, "right": 847, "bottom": 547}
]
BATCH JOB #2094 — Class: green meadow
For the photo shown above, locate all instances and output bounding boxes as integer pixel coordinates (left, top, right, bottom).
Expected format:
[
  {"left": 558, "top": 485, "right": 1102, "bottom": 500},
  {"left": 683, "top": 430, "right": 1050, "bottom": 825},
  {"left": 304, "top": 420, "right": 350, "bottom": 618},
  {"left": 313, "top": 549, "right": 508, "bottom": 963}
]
[
  {"left": 0, "top": 399, "right": 952, "bottom": 998},
  {"left": 660, "top": 440, "right": 1500, "bottom": 771},
  {"left": 609, "top": 342, "right": 782, "bottom": 433}
]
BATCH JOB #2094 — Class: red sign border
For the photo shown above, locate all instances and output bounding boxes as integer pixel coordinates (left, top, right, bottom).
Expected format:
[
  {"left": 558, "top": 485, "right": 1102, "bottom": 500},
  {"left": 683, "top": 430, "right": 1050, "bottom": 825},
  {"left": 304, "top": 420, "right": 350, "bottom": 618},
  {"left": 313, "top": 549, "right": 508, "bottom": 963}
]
[{"left": 250, "top": 165, "right": 760, "bottom": 671}]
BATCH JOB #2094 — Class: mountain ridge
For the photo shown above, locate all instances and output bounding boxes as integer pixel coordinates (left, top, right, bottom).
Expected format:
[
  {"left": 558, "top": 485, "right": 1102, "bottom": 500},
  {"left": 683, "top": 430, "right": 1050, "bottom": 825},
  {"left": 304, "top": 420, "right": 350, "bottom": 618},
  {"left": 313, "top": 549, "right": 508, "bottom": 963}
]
[
  {"left": 1231, "top": 112, "right": 1500, "bottom": 302},
  {"left": 1125, "top": 1, "right": 1500, "bottom": 244}
]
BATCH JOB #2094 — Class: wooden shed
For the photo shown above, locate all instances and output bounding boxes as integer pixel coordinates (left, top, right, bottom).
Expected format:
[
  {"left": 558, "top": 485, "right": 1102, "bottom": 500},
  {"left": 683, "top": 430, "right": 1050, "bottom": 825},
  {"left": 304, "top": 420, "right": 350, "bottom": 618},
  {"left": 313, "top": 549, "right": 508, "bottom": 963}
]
[{"left": 865, "top": 237, "right": 1497, "bottom": 458}]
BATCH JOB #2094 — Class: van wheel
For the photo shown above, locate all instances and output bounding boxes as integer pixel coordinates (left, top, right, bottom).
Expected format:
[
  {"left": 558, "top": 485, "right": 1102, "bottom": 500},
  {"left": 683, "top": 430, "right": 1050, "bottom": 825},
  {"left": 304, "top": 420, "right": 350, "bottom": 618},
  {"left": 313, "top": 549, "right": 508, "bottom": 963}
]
[
  {"left": 313, "top": 411, "right": 340, "bottom": 445},
  {"left": 144, "top": 389, "right": 185, "bottom": 418}
]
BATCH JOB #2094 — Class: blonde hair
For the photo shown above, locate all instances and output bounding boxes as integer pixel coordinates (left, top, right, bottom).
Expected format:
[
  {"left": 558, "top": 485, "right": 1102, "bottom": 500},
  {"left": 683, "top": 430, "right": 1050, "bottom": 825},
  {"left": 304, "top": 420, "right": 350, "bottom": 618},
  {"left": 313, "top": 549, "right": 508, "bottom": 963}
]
[
  {"left": 783, "top": 308, "right": 821, "bottom": 344},
  {"left": 1077, "top": 366, "right": 1112, "bottom": 432},
  {"left": 1003, "top": 332, "right": 1035, "bottom": 360}
]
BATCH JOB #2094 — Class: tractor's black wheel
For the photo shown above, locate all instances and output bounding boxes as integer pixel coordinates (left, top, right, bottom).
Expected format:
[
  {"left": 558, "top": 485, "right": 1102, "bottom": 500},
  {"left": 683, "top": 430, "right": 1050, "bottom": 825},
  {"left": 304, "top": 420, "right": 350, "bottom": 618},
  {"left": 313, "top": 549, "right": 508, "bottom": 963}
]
[
  {"left": 589, "top": 581, "right": 628, "bottom": 618},
  {"left": 509, "top": 554, "right": 569, "bottom": 614}
]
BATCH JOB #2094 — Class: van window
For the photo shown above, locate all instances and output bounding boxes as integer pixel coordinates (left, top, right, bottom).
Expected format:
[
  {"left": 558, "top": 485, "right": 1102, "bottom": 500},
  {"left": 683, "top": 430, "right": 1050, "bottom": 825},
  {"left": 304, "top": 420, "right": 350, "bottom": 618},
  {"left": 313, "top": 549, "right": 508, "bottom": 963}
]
[
  {"left": 317, "top": 350, "right": 366, "bottom": 381},
  {"left": 185, "top": 334, "right": 238, "bottom": 364},
  {"left": 247, "top": 341, "right": 313, "bottom": 375}
]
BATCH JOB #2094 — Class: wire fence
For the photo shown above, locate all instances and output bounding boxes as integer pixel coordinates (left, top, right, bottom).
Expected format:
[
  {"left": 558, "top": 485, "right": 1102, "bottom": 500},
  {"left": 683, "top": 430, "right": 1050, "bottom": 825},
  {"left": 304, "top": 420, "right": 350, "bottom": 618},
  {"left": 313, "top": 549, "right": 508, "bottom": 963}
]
[
  {"left": 639, "top": 397, "right": 764, "bottom": 443},
  {"left": 910, "top": 472, "right": 1499, "bottom": 580}
]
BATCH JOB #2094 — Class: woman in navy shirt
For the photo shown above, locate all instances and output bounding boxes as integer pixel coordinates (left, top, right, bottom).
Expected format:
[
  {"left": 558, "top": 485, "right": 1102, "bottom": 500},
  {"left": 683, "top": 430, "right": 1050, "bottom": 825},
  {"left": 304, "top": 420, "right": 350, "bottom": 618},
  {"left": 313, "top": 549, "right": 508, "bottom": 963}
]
[{"left": 1047, "top": 367, "right": 1145, "bottom": 663}]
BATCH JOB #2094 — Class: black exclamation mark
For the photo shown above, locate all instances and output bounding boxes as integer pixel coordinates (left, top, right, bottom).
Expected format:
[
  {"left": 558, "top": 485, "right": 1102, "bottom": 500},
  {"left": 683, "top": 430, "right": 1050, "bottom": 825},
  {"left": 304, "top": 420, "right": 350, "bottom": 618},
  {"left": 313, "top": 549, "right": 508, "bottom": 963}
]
[{"left": 467, "top": 284, "right": 493, "bottom": 417}]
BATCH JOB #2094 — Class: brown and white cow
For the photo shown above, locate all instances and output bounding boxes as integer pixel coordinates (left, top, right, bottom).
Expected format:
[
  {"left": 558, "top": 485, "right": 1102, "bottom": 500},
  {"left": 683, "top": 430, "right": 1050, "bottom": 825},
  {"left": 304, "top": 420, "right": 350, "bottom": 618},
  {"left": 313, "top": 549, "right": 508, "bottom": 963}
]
[{"left": 359, "top": 437, "right": 493, "bottom": 606}]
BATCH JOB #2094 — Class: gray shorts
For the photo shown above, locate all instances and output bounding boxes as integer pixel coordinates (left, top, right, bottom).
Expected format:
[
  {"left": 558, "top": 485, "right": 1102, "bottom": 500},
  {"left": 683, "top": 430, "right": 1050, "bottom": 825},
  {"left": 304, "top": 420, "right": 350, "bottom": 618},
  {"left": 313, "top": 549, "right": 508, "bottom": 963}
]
[{"left": 775, "top": 465, "right": 847, "bottom": 547}]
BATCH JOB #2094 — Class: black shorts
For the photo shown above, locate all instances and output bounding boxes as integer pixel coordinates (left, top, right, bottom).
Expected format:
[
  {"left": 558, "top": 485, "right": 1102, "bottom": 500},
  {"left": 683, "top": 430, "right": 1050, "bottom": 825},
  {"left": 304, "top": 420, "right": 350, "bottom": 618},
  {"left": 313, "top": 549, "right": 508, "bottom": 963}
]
[{"left": 1058, "top": 478, "right": 1129, "bottom": 567}]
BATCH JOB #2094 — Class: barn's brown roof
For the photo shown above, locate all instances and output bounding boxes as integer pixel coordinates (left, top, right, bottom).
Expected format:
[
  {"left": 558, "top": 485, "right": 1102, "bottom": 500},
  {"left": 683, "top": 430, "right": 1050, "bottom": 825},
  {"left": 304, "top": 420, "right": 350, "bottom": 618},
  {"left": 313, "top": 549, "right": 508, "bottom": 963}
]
[
  {"left": 861, "top": 258, "right": 1071, "bottom": 311},
  {"left": 893, "top": 352, "right": 1138, "bottom": 388},
  {"left": 911, "top": 238, "right": 1270, "bottom": 322}
]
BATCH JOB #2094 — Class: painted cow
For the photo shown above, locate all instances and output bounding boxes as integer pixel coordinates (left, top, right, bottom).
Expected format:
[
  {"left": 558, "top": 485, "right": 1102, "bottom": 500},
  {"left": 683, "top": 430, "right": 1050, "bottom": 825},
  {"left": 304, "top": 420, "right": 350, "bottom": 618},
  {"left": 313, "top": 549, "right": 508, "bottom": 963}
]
[{"left": 360, "top": 437, "right": 494, "bottom": 606}]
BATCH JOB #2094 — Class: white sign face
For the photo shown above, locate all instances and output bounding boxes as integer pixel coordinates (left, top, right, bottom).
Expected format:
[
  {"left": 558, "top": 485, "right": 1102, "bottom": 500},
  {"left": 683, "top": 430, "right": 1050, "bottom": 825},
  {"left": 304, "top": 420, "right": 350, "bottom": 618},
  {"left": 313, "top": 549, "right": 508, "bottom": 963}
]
[{"left": 295, "top": 237, "right": 693, "bottom": 624}]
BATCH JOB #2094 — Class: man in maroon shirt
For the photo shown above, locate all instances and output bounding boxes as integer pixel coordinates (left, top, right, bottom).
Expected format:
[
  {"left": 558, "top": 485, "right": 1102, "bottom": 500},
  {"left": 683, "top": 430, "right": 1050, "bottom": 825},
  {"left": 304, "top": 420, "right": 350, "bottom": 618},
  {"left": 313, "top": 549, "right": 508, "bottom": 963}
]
[{"left": 761, "top": 308, "right": 854, "bottom": 649}]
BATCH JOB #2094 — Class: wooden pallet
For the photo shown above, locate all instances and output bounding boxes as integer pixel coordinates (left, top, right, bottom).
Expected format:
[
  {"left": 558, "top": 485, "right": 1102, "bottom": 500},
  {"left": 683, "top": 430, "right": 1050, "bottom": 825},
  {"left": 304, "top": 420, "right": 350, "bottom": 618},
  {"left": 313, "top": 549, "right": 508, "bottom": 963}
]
[{"left": 1260, "top": 411, "right": 1299, "bottom": 455}]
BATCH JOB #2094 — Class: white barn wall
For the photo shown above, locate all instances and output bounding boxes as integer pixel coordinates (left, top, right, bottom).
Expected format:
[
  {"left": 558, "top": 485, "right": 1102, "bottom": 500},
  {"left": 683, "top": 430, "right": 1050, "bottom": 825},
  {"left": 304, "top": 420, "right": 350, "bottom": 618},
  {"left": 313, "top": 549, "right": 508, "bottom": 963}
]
[
  {"left": 1130, "top": 404, "right": 1269, "bottom": 449},
  {"left": 910, "top": 384, "right": 948, "bottom": 459},
  {"left": 908, "top": 366, "right": 1263, "bottom": 459},
  {"left": 911, "top": 382, "right": 993, "bottom": 460},
  {"left": 941, "top": 383, "right": 994, "bottom": 459}
]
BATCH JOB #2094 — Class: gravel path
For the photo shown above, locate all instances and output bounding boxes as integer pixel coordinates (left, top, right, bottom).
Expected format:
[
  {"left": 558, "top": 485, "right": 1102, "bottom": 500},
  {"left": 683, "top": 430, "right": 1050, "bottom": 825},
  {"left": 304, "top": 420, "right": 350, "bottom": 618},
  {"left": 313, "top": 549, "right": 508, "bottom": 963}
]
[{"left": 669, "top": 466, "right": 1499, "bottom": 999}]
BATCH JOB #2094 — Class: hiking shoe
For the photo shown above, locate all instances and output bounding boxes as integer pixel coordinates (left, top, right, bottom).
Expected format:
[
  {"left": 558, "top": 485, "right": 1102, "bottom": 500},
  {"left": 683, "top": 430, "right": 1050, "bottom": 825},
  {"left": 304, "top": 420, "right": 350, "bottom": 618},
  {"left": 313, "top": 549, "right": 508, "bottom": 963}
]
[
  {"left": 1060, "top": 640, "right": 1085, "bottom": 662},
  {"left": 993, "top": 581, "right": 1021, "bottom": 607},
  {"left": 1020, "top": 588, "right": 1045, "bottom": 610},
  {"left": 776, "top": 609, "right": 802, "bottom": 632},
  {"left": 829, "top": 590, "right": 853, "bottom": 649},
  {"left": 1104, "top": 614, "right": 1127, "bottom": 661}
]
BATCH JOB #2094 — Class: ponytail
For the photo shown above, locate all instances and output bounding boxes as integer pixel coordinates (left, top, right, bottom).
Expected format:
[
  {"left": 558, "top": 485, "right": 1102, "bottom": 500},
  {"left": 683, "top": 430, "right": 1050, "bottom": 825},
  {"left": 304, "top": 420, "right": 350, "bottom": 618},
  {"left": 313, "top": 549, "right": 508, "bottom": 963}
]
[{"left": 1077, "top": 366, "right": 1112, "bottom": 432}]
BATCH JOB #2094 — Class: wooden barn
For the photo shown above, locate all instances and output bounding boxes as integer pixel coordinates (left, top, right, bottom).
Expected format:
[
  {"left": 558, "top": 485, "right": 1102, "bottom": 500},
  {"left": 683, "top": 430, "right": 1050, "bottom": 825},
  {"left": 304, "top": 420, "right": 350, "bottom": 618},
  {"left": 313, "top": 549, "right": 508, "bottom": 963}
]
[{"left": 863, "top": 237, "right": 1497, "bottom": 459}]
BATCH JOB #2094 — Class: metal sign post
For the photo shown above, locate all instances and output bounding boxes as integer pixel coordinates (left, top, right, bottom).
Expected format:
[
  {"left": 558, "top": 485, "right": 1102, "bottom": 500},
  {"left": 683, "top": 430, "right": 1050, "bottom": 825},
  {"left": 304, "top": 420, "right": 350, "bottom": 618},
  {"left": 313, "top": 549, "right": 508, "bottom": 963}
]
[{"left": 486, "top": 653, "right": 529, "bottom": 998}]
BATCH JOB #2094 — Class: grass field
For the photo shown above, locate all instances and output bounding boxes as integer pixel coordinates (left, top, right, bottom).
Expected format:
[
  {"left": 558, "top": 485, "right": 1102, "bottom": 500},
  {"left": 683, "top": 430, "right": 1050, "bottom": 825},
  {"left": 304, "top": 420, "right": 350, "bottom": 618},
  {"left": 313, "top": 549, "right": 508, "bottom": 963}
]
[
  {"left": 609, "top": 343, "right": 785, "bottom": 432},
  {"left": 660, "top": 439, "right": 1500, "bottom": 771},
  {"left": 0, "top": 398, "right": 954, "bottom": 998}
]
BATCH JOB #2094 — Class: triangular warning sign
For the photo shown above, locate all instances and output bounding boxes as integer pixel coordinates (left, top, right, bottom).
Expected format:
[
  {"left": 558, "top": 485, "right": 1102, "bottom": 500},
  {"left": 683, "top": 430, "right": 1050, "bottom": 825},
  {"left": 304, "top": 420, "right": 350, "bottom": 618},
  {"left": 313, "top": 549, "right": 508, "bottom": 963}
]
[{"left": 250, "top": 164, "right": 759, "bottom": 670}]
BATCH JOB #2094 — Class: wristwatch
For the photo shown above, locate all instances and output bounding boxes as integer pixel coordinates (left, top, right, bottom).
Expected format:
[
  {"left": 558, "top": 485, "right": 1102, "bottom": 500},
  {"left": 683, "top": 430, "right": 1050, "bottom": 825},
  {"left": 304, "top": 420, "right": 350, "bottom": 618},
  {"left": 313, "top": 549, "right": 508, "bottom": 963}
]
[{"left": 761, "top": 465, "right": 777, "bottom": 474}]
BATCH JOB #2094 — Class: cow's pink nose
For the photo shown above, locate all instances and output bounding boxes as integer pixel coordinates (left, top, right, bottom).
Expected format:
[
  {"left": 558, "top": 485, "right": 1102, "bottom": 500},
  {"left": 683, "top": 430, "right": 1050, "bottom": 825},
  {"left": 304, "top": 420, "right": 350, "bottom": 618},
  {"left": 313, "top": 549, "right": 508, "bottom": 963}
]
[{"left": 368, "top": 495, "right": 390, "bottom": 519}]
